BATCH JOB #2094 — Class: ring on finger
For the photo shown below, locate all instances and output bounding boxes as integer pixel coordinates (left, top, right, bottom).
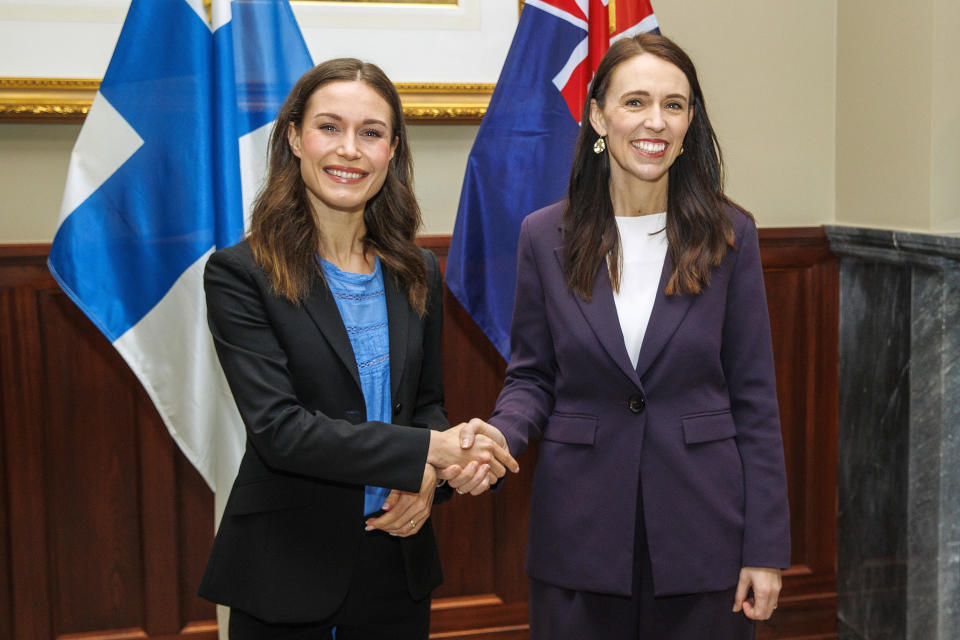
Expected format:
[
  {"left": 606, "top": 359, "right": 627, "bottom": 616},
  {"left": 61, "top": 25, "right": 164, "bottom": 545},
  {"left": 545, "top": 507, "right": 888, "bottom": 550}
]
[{"left": 409, "top": 519, "right": 417, "bottom": 528}]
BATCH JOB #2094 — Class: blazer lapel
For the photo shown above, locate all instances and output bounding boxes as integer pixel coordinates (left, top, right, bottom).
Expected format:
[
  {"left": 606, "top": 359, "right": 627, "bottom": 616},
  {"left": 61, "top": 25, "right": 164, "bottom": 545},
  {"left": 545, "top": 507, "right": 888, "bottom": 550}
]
[
  {"left": 302, "top": 273, "right": 362, "bottom": 391},
  {"left": 634, "top": 251, "right": 694, "bottom": 379},
  {"left": 383, "top": 267, "right": 408, "bottom": 398},
  {"left": 554, "top": 247, "right": 641, "bottom": 388}
]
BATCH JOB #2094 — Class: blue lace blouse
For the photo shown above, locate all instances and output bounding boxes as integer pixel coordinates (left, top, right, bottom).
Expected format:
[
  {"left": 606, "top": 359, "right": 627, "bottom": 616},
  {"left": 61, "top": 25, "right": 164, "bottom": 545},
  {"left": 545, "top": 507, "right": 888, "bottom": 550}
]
[{"left": 319, "top": 256, "right": 392, "bottom": 516}]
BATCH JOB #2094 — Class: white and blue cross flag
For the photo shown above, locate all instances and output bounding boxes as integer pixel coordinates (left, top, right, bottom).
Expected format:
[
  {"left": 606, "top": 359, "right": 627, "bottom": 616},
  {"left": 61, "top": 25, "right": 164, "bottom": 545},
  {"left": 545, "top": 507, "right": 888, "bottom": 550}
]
[{"left": 49, "top": 0, "right": 313, "bottom": 509}]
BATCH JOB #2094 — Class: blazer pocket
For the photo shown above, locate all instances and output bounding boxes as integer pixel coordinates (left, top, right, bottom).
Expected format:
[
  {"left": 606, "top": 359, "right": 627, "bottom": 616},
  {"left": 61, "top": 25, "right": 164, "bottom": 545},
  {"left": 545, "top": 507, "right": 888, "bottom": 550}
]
[
  {"left": 228, "top": 479, "right": 314, "bottom": 516},
  {"left": 681, "top": 410, "right": 737, "bottom": 444},
  {"left": 543, "top": 413, "right": 598, "bottom": 445}
]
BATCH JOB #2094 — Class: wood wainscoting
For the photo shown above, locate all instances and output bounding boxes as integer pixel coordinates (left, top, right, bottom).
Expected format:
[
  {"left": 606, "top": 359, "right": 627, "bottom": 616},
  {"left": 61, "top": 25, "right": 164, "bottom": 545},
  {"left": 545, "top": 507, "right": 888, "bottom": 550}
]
[{"left": 0, "top": 229, "right": 837, "bottom": 639}]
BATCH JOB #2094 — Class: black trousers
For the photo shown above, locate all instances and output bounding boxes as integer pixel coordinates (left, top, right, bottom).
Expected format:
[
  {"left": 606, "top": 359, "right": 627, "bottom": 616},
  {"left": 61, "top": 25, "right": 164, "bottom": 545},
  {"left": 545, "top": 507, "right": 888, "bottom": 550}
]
[
  {"left": 529, "top": 489, "right": 756, "bottom": 640},
  {"left": 228, "top": 529, "right": 431, "bottom": 639}
]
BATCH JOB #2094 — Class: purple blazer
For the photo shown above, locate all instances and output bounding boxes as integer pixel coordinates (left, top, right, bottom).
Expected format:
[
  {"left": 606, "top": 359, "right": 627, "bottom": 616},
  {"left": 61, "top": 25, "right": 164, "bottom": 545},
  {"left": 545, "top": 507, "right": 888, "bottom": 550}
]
[{"left": 489, "top": 201, "right": 790, "bottom": 598}]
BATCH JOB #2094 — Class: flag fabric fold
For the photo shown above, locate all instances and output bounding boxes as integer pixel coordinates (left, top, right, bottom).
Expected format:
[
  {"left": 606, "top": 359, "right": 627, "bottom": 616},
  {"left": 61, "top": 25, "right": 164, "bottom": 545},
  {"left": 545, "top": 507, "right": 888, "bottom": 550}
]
[
  {"left": 49, "top": 0, "right": 313, "bottom": 513},
  {"left": 446, "top": 0, "right": 658, "bottom": 360}
]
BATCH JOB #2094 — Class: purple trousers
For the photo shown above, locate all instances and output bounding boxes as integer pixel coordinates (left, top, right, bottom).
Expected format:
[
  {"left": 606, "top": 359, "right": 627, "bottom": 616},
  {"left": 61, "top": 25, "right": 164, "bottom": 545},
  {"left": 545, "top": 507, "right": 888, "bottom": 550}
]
[{"left": 529, "top": 490, "right": 756, "bottom": 640}]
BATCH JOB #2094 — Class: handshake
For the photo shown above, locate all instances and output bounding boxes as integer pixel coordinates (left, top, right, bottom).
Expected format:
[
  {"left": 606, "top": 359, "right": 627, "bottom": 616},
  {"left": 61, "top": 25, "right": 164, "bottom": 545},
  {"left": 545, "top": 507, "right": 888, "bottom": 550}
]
[
  {"left": 365, "top": 419, "right": 518, "bottom": 537},
  {"left": 428, "top": 418, "right": 519, "bottom": 496}
]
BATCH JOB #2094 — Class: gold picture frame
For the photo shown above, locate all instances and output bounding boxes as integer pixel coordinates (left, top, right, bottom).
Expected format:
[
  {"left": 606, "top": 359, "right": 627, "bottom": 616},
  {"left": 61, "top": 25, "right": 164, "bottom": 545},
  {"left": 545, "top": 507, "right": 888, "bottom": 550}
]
[
  {"left": 0, "top": 0, "right": 529, "bottom": 124},
  {"left": 0, "top": 77, "right": 494, "bottom": 124},
  {"left": 0, "top": 78, "right": 99, "bottom": 123}
]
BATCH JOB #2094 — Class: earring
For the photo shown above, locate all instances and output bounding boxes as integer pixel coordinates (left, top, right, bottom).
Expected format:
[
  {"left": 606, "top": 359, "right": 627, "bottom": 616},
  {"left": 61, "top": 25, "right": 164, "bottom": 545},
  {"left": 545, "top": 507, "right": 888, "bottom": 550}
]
[
  {"left": 679, "top": 144, "right": 685, "bottom": 155},
  {"left": 593, "top": 136, "right": 606, "bottom": 154}
]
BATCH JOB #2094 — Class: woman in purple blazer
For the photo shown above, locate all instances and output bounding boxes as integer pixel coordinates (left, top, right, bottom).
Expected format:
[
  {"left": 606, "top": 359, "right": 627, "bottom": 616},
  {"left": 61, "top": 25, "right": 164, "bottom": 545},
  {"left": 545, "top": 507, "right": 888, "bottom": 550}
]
[{"left": 453, "top": 34, "right": 790, "bottom": 639}]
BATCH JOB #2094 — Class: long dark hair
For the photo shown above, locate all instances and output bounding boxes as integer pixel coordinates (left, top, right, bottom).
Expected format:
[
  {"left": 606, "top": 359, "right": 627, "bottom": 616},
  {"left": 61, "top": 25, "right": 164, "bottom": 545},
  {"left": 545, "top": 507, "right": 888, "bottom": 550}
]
[
  {"left": 248, "top": 58, "right": 428, "bottom": 314},
  {"left": 564, "top": 33, "right": 739, "bottom": 301}
]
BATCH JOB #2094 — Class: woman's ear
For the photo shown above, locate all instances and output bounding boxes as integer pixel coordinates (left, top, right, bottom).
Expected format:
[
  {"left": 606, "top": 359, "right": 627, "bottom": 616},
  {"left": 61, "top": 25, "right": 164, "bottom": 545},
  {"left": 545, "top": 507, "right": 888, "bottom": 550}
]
[
  {"left": 588, "top": 98, "right": 606, "bottom": 137},
  {"left": 287, "top": 121, "right": 302, "bottom": 159}
]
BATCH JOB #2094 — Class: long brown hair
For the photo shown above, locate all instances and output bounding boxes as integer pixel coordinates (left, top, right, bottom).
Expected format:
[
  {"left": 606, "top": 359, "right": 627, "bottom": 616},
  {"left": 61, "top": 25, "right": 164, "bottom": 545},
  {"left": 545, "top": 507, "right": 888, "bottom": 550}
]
[
  {"left": 248, "top": 58, "right": 428, "bottom": 314},
  {"left": 564, "top": 33, "right": 740, "bottom": 301}
]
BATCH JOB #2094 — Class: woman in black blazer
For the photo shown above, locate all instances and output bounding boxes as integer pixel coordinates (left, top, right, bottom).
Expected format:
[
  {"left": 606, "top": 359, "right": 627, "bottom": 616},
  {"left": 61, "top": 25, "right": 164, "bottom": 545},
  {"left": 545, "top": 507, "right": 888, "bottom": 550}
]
[{"left": 198, "top": 58, "right": 517, "bottom": 639}]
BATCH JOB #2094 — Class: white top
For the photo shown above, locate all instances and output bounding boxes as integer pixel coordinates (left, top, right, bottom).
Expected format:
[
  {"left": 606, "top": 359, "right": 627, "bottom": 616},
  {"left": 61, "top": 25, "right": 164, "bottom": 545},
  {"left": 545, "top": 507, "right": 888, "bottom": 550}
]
[{"left": 612, "top": 212, "right": 668, "bottom": 368}]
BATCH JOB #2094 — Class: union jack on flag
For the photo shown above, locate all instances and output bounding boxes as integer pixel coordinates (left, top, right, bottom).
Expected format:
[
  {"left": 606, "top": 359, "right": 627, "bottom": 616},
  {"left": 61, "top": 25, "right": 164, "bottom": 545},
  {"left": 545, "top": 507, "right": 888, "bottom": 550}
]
[
  {"left": 446, "top": 0, "right": 658, "bottom": 359},
  {"left": 532, "top": 0, "right": 659, "bottom": 121}
]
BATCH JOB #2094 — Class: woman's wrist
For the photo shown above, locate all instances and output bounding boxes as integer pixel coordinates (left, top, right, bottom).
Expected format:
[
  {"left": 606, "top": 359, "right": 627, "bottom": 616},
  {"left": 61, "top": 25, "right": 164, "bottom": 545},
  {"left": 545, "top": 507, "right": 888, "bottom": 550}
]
[
  {"left": 426, "top": 430, "right": 440, "bottom": 466},
  {"left": 422, "top": 460, "right": 442, "bottom": 488},
  {"left": 426, "top": 429, "right": 454, "bottom": 468}
]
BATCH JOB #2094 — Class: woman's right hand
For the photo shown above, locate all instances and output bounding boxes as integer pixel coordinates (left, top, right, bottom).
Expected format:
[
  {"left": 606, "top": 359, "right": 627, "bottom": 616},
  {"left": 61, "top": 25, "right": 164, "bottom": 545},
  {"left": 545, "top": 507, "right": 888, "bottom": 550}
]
[
  {"left": 427, "top": 420, "right": 518, "bottom": 483},
  {"left": 439, "top": 419, "right": 517, "bottom": 495}
]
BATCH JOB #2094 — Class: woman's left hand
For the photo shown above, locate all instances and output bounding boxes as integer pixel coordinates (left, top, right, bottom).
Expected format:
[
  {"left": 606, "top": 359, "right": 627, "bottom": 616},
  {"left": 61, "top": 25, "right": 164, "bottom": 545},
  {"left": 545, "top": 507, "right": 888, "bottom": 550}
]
[
  {"left": 732, "top": 566, "right": 781, "bottom": 620},
  {"left": 365, "top": 464, "right": 438, "bottom": 537}
]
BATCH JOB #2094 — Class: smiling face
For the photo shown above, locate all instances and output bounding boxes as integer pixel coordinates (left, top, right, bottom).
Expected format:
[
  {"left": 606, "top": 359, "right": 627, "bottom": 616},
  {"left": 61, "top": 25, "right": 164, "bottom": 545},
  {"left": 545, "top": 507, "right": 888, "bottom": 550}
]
[
  {"left": 589, "top": 53, "right": 693, "bottom": 206},
  {"left": 287, "top": 80, "right": 398, "bottom": 219}
]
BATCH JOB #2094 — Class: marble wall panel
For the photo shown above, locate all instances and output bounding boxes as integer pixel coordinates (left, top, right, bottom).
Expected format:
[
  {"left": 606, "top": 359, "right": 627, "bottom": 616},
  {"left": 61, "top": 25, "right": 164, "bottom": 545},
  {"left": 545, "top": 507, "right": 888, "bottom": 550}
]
[
  {"left": 836, "top": 260, "right": 909, "bottom": 640},
  {"left": 827, "top": 226, "right": 960, "bottom": 640}
]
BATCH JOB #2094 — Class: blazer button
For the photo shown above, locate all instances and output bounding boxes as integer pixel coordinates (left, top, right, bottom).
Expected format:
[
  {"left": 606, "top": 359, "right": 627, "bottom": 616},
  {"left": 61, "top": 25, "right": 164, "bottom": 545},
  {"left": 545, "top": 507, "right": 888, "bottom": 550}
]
[
  {"left": 393, "top": 402, "right": 402, "bottom": 416},
  {"left": 628, "top": 395, "right": 646, "bottom": 414}
]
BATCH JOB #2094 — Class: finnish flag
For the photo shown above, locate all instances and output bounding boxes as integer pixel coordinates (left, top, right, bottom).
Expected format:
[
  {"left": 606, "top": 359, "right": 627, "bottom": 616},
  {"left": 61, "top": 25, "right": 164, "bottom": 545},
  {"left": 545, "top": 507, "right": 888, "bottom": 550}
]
[{"left": 49, "top": 0, "right": 313, "bottom": 516}]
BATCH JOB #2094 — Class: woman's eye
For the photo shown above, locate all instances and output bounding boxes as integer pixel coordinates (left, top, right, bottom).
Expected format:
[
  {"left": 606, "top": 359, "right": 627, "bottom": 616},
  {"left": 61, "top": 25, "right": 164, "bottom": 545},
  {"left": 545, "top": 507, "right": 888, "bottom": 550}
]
[
  {"left": 361, "top": 129, "right": 384, "bottom": 138},
  {"left": 666, "top": 102, "right": 684, "bottom": 110},
  {"left": 626, "top": 99, "right": 642, "bottom": 107},
  {"left": 319, "top": 124, "right": 337, "bottom": 132}
]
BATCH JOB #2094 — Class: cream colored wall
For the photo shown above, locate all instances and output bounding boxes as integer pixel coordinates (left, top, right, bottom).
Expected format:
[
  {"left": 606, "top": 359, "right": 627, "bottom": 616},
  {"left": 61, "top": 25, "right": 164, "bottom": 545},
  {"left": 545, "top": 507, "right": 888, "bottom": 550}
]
[
  {"left": 414, "top": 1, "right": 841, "bottom": 234},
  {"left": 406, "top": 124, "right": 478, "bottom": 235},
  {"left": 0, "top": 123, "right": 79, "bottom": 243},
  {"left": 0, "top": 122, "right": 476, "bottom": 242},
  {"left": 654, "top": 0, "right": 837, "bottom": 227},
  {"left": 405, "top": 0, "right": 841, "bottom": 233},
  {"left": 0, "top": 2, "right": 836, "bottom": 241},
  {"left": 930, "top": 0, "right": 960, "bottom": 232},
  {"left": 836, "top": 0, "right": 932, "bottom": 231},
  {"left": 4, "top": 0, "right": 959, "bottom": 241},
  {"left": 837, "top": 0, "right": 960, "bottom": 233}
]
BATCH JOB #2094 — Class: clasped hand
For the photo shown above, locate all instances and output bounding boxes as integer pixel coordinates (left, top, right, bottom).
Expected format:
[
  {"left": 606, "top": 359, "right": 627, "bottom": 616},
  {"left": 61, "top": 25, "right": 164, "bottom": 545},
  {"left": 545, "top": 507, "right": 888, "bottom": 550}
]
[
  {"left": 365, "top": 419, "right": 518, "bottom": 534},
  {"left": 434, "top": 418, "right": 517, "bottom": 495},
  {"left": 365, "top": 463, "right": 439, "bottom": 537}
]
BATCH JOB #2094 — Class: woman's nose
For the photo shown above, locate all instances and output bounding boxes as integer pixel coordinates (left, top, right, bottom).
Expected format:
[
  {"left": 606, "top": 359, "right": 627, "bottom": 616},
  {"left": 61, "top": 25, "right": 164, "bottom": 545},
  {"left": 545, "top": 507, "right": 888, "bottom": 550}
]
[
  {"left": 337, "top": 136, "right": 361, "bottom": 159},
  {"left": 643, "top": 108, "right": 665, "bottom": 132}
]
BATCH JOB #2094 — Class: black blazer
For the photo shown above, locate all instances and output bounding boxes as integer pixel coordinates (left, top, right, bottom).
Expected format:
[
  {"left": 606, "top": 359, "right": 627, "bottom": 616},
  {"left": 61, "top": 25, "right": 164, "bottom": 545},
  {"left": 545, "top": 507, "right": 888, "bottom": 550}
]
[{"left": 198, "top": 240, "right": 449, "bottom": 624}]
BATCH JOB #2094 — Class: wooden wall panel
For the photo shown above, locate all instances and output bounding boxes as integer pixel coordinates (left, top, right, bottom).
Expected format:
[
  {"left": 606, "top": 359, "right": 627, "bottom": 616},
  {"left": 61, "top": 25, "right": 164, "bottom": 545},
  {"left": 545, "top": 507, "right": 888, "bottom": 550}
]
[
  {"left": 41, "top": 290, "right": 145, "bottom": 633},
  {"left": 0, "top": 230, "right": 837, "bottom": 639},
  {"left": 423, "top": 236, "right": 534, "bottom": 634},
  {"left": 757, "top": 229, "right": 839, "bottom": 640},
  {"left": 176, "top": 454, "right": 219, "bottom": 634},
  {"left": 2, "top": 250, "right": 56, "bottom": 639},
  {"left": 0, "top": 247, "right": 215, "bottom": 640},
  {"left": 0, "top": 267, "right": 17, "bottom": 640}
]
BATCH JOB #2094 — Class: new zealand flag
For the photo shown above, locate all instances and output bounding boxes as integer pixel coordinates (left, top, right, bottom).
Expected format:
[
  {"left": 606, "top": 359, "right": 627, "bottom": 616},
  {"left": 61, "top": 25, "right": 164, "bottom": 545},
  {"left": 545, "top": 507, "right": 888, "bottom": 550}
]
[{"left": 446, "top": 0, "right": 658, "bottom": 359}]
